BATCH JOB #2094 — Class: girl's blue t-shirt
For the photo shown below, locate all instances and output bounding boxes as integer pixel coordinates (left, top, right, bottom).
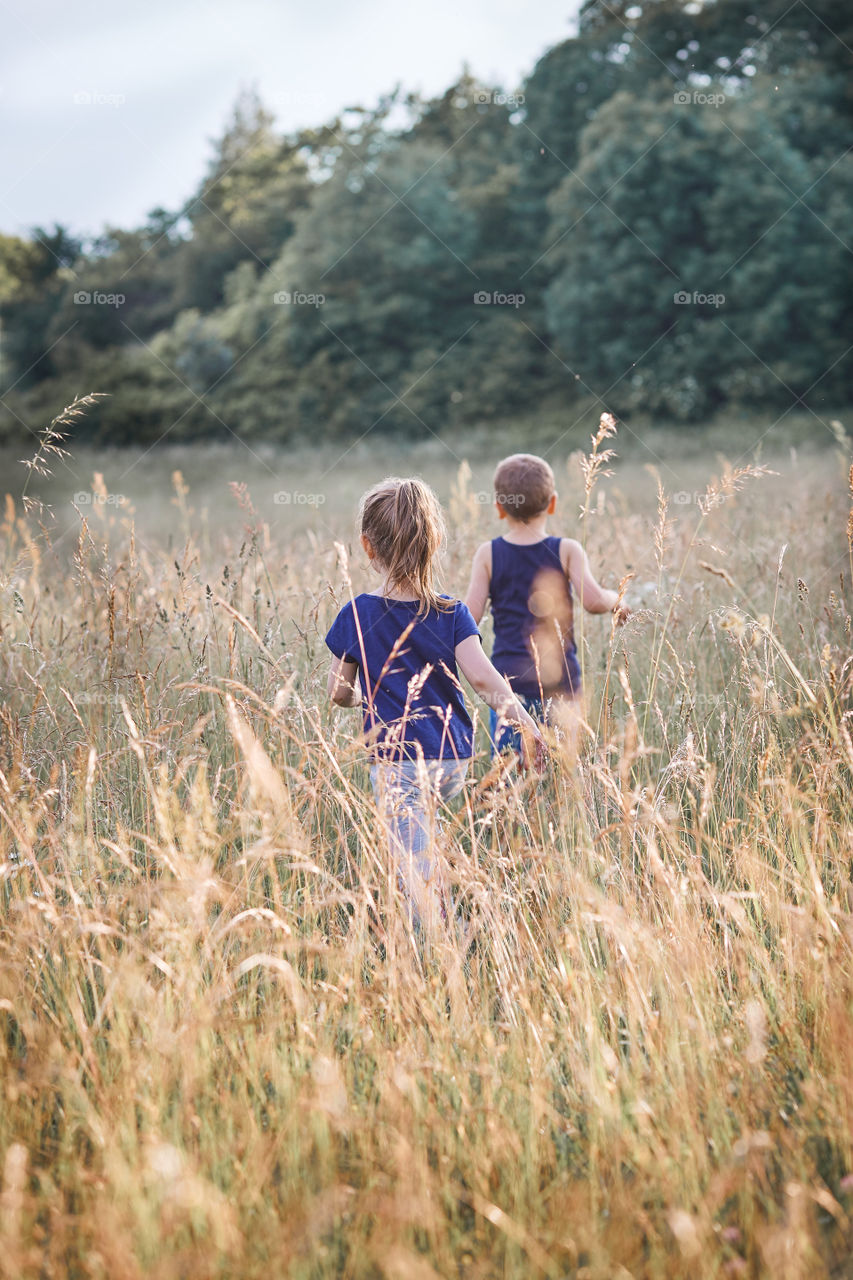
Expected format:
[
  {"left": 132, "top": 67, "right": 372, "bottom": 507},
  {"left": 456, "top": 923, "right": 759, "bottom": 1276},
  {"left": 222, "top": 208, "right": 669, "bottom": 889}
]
[{"left": 325, "top": 593, "right": 480, "bottom": 761}]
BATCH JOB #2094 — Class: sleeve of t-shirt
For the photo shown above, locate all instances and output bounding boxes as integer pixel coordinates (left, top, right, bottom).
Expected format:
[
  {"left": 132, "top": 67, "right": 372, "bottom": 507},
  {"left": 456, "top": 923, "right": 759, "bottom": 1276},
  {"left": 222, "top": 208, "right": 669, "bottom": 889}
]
[
  {"left": 453, "top": 600, "right": 481, "bottom": 647},
  {"left": 325, "top": 602, "right": 359, "bottom": 664}
]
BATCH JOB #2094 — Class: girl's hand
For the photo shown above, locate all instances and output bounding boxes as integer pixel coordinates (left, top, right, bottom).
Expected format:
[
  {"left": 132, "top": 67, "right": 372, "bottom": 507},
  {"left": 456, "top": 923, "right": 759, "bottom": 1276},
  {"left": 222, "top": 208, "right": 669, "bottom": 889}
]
[
  {"left": 613, "top": 601, "right": 631, "bottom": 626},
  {"left": 519, "top": 725, "right": 547, "bottom": 774},
  {"left": 328, "top": 657, "right": 360, "bottom": 706}
]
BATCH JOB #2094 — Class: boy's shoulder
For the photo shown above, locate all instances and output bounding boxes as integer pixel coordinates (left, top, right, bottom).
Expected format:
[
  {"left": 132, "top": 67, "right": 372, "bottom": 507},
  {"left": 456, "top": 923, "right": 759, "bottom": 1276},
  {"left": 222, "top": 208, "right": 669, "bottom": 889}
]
[
  {"left": 494, "top": 535, "right": 581, "bottom": 572},
  {"left": 555, "top": 535, "right": 582, "bottom": 563},
  {"left": 492, "top": 533, "right": 579, "bottom": 555}
]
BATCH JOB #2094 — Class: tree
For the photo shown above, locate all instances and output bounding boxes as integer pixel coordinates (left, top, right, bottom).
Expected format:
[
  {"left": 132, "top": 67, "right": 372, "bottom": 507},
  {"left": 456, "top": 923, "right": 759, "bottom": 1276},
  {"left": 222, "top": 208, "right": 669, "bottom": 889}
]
[
  {"left": 225, "top": 113, "right": 483, "bottom": 438},
  {"left": 2, "top": 2, "right": 851, "bottom": 446},
  {"left": 172, "top": 88, "right": 312, "bottom": 313},
  {"left": 0, "top": 225, "right": 81, "bottom": 389},
  {"left": 543, "top": 85, "right": 852, "bottom": 418}
]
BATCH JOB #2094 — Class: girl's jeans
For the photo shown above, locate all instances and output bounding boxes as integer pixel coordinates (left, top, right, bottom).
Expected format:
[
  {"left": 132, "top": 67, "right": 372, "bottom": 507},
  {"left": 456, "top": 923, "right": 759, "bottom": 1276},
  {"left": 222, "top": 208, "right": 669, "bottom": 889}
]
[{"left": 369, "top": 758, "right": 469, "bottom": 928}]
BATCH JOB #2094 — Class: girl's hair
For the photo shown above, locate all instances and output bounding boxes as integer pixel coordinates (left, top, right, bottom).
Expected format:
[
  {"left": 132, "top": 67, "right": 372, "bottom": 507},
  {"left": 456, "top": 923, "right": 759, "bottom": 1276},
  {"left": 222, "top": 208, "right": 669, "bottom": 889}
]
[{"left": 359, "top": 477, "right": 448, "bottom": 614}]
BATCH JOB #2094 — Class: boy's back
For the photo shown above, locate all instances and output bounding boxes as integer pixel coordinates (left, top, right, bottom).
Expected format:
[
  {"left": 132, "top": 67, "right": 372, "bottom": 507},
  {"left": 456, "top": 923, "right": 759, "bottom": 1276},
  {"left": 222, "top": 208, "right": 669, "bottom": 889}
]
[
  {"left": 488, "top": 534, "right": 580, "bottom": 698},
  {"left": 465, "top": 451, "right": 626, "bottom": 713}
]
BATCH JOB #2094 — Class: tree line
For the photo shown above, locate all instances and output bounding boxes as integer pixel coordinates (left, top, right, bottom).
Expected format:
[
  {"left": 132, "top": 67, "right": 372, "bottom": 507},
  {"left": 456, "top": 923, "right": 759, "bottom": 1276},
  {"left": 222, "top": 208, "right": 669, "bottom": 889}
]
[{"left": 1, "top": 0, "right": 850, "bottom": 447}]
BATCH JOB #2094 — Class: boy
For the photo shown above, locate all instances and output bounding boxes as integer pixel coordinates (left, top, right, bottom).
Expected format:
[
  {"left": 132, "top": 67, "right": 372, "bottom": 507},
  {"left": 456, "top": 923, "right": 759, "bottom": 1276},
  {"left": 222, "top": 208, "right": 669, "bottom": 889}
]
[{"left": 464, "top": 453, "right": 628, "bottom": 751}]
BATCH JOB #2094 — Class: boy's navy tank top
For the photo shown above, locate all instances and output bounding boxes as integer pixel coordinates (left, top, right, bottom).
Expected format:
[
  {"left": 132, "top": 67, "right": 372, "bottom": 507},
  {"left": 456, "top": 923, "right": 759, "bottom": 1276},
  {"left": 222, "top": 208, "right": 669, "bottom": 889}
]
[{"left": 490, "top": 535, "right": 581, "bottom": 699}]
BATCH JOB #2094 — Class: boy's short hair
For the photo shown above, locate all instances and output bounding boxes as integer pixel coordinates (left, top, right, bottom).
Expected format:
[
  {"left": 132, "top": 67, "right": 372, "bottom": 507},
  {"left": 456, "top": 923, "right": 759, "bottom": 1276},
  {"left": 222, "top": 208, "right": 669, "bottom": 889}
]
[{"left": 493, "top": 453, "right": 555, "bottom": 521}]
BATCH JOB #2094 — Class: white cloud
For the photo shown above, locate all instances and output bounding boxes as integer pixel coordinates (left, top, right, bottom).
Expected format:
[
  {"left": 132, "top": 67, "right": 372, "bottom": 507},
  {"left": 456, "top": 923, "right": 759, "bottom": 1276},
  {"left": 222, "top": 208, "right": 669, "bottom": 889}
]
[{"left": 0, "top": 0, "right": 578, "bottom": 235}]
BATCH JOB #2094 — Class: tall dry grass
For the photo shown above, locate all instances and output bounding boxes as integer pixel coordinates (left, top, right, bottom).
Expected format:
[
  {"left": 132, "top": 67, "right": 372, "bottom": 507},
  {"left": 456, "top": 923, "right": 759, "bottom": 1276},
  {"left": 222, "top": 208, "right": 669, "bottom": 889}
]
[{"left": 1, "top": 412, "right": 852, "bottom": 1278}]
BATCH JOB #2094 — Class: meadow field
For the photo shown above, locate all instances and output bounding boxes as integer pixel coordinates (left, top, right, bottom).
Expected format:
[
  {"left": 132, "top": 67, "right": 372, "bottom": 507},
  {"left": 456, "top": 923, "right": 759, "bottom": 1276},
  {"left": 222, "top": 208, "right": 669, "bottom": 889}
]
[{"left": 1, "top": 411, "right": 852, "bottom": 1278}]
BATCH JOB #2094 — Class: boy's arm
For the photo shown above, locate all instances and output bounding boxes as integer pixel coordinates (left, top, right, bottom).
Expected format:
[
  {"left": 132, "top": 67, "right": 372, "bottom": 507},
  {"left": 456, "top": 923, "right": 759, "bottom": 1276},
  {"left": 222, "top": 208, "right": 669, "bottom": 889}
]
[
  {"left": 562, "top": 538, "right": 628, "bottom": 620},
  {"left": 327, "top": 656, "right": 360, "bottom": 707},
  {"left": 455, "top": 635, "right": 544, "bottom": 769},
  {"left": 464, "top": 542, "right": 492, "bottom": 625}
]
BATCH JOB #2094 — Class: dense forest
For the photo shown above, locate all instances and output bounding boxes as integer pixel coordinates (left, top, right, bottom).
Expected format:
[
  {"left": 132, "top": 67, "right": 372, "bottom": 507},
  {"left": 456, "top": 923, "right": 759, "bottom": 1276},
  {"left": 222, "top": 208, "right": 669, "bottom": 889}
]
[{"left": 1, "top": 0, "right": 850, "bottom": 446}]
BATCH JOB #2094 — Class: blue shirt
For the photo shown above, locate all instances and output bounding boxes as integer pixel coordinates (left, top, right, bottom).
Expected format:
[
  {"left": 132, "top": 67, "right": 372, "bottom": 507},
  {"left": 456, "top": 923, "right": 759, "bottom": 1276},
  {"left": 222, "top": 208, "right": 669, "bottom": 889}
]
[
  {"left": 325, "top": 593, "right": 480, "bottom": 761},
  {"left": 490, "top": 535, "right": 581, "bottom": 698}
]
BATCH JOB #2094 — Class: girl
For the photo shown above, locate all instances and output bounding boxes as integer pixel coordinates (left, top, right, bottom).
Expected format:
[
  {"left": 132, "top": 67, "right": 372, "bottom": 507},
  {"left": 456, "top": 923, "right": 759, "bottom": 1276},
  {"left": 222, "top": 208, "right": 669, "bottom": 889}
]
[{"left": 326, "top": 477, "right": 542, "bottom": 931}]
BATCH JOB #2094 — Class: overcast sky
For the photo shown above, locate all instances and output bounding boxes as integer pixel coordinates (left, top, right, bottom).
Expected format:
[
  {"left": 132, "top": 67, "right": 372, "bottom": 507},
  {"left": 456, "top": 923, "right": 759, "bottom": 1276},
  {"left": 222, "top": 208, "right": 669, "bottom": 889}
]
[{"left": 1, "top": 0, "right": 579, "bottom": 240}]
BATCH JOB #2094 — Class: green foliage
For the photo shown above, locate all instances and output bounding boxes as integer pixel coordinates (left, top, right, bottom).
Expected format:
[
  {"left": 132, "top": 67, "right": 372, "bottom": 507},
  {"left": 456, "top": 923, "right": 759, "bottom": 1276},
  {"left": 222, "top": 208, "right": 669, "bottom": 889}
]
[
  {"left": 0, "top": 226, "right": 80, "bottom": 389},
  {"left": 0, "top": 0, "right": 850, "bottom": 445},
  {"left": 543, "top": 85, "right": 852, "bottom": 418}
]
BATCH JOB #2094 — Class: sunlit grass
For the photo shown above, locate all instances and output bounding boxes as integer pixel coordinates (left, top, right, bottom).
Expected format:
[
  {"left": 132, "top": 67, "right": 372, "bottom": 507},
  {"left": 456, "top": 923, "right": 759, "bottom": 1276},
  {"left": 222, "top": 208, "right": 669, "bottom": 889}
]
[{"left": 1, "top": 417, "right": 852, "bottom": 1278}]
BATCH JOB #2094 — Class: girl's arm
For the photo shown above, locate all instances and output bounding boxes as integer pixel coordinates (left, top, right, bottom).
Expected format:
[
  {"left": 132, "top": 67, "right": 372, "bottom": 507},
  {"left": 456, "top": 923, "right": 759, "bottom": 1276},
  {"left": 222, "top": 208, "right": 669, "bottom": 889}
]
[
  {"left": 464, "top": 542, "right": 492, "bottom": 625},
  {"left": 563, "top": 538, "right": 629, "bottom": 622},
  {"left": 327, "top": 656, "right": 360, "bottom": 707},
  {"left": 455, "top": 634, "right": 544, "bottom": 769}
]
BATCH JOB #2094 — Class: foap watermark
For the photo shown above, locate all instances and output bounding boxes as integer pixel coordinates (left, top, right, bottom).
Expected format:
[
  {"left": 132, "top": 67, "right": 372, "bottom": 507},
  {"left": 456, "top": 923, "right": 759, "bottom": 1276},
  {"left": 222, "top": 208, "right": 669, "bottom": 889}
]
[
  {"left": 674, "top": 290, "right": 725, "bottom": 308},
  {"left": 673, "top": 89, "right": 725, "bottom": 108},
  {"left": 673, "top": 490, "right": 727, "bottom": 507},
  {"left": 76, "top": 689, "right": 118, "bottom": 707},
  {"left": 73, "top": 290, "right": 125, "bottom": 307},
  {"left": 473, "top": 291, "right": 525, "bottom": 308},
  {"left": 74, "top": 492, "right": 128, "bottom": 507},
  {"left": 273, "top": 290, "right": 325, "bottom": 308},
  {"left": 73, "top": 90, "right": 126, "bottom": 107},
  {"left": 473, "top": 89, "right": 525, "bottom": 108},
  {"left": 691, "top": 692, "right": 726, "bottom": 708},
  {"left": 473, "top": 492, "right": 528, "bottom": 508},
  {"left": 274, "top": 491, "right": 326, "bottom": 507}
]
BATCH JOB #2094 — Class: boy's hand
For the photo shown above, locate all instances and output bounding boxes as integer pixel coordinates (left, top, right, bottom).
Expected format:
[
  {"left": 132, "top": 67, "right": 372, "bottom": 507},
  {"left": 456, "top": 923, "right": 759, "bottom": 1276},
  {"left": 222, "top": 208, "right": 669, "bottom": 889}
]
[{"left": 613, "top": 601, "right": 631, "bottom": 626}]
